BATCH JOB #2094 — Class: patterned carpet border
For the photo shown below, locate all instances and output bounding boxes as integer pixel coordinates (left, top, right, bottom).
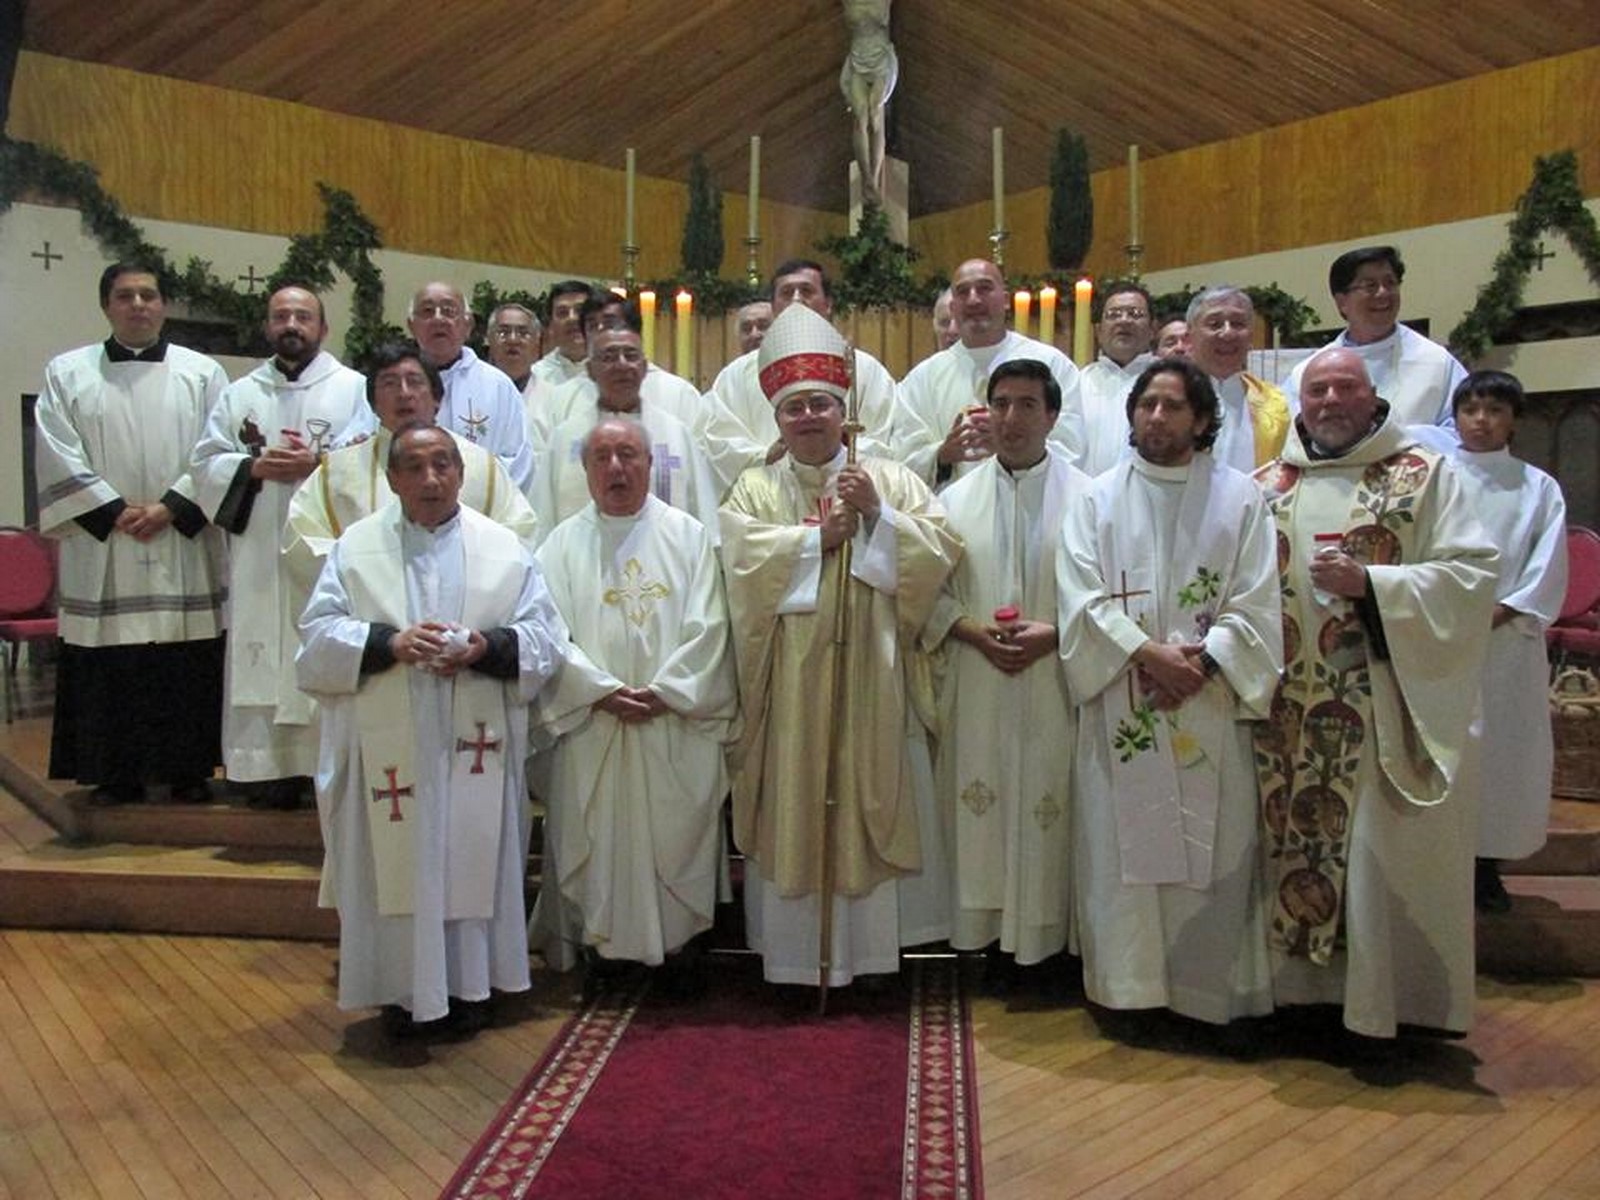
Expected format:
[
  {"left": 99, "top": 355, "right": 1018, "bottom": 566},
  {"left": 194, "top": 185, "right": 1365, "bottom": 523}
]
[
  {"left": 441, "top": 980, "right": 648, "bottom": 1199},
  {"left": 904, "top": 959, "right": 983, "bottom": 1200},
  {"left": 442, "top": 959, "right": 981, "bottom": 1200}
]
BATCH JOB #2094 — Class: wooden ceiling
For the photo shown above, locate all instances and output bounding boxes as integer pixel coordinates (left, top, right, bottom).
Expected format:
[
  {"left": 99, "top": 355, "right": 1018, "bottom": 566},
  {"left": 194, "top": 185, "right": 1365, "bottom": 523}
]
[{"left": 19, "top": 0, "right": 1600, "bottom": 217}]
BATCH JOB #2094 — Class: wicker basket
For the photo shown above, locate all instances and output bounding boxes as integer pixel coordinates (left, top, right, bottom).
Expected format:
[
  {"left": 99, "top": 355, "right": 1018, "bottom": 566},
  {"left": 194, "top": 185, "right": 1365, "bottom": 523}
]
[{"left": 1551, "top": 667, "right": 1600, "bottom": 801}]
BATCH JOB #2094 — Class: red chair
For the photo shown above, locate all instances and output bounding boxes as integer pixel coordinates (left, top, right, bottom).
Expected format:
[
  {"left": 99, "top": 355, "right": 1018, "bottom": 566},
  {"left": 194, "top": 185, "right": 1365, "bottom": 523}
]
[
  {"left": 0, "top": 525, "right": 59, "bottom": 723},
  {"left": 1547, "top": 526, "right": 1600, "bottom": 664}
]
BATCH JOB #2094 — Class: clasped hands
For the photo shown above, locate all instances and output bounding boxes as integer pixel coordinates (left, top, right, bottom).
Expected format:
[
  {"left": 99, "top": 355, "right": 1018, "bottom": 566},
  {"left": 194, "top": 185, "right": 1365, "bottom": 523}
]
[
  {"left": 960, "top": 617, "right": 1058, "bottom": 674},
  {"left": 390, "top": 621, "right": 486, "bottom": 675},
  {"left": 596, "top": 686, "right": 668, "bottom": 723},
  {"left": 1133, "top": 640, "right": 1212, "bottom": 711},
  {"left": 114, "top": 501, "right": 173, "bottom": 541}
]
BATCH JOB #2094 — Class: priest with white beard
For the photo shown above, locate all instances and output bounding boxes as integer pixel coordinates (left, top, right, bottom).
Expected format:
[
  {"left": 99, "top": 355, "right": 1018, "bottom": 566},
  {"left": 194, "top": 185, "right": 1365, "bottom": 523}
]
[
  {"left": 925, "top": 359, "right": 1090, "bottom": 971},
  {"left": 1059, "top": 358, "right": 1282, "bottom": 1025},
  {"left": 532, "top": 327, "right": 720, "bottom": 545},
  {"left": 297, "top": 424, "right": 566, "bottom": 1038},
  {"left": 1253, "top": 348, "right": 1496, "bottom": 1039},
  {"left": 1282, "top": 246, "right": 1467, "bottom": 442},
  {"left": 282, "top": 343, "right": 538, "bottom": 622},
  {"left": 894, "top": 258, "right": 1086, "bottom": 487},
  {"left": 407, "top": 281, "right": 535, "bottom": 496},
  {"left": 192, "top": 286, "right": 372, "bottom": 805},
  {"left": 1077, "top": 281, "right": 1156, "bottom": 476},
  {"left": 697, "top": 260, "right": 897, "bottom": 495},
  {"left": 1186, "top": 287, "right": 1291, "bottom": 473},
  {"left": 1447, "top": 371, "right": 1567, "bottom": 912},
  {"left": 720, "top": 302, "right": 961, "bottom": 989},
  {"left": 36, "top": 262, "right": 229, "bottom": 807},
  {"left": 529, "top": 418, "right": 736, "bottom": 981}
]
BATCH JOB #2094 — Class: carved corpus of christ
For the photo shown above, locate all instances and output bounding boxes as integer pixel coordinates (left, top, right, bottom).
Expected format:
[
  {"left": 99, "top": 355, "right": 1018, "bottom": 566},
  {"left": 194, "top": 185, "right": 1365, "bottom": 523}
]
[{"left": 839, "top": 0, "right": 897, "bottom": 206}]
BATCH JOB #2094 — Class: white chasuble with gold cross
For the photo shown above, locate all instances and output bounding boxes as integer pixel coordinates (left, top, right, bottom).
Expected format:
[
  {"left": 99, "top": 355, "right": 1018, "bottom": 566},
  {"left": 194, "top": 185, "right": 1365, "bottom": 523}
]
[{"left": 530, "top": 496, "right": 736, "bottom": 967}]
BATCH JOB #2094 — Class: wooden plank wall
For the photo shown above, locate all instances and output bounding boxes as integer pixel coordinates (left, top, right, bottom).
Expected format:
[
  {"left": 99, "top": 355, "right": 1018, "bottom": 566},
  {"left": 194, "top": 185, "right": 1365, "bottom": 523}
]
[
  {"left": 668, "top": 307, "right": 932, "bottom": 389},
  {"left": 9, "top": 46, "right": 1596, "bottom": 328},
  {"left": 910, "top": 46, "right": 1600, "bottom": 282},
  {"left": 6, "top": 52, "right": 848, "bottom": 282}
]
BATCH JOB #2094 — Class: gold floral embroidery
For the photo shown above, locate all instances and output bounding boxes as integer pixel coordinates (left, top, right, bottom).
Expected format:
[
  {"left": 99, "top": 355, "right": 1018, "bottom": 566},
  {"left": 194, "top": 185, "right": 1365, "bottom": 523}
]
[{"left": 602, "top": 558, "right": 671, "bottom": 627}]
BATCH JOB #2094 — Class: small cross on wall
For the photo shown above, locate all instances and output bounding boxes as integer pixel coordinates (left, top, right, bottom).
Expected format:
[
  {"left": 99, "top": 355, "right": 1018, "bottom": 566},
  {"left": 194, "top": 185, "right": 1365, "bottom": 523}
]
[
  {"left": 1531, "top": 241, "right": 1557, "bottom": 272},
  {"left": 32, "top": 241, "right": 64, "bottom": 271},
  {"left": 237, "top": 265, "right": 265, "bottom": 292}
]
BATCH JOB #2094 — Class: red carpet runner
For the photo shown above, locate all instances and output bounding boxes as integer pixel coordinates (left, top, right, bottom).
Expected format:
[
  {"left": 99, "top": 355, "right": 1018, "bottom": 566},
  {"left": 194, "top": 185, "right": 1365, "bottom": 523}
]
[{"left": 443, "top": 958, "right": 981, "bottom": 1199}]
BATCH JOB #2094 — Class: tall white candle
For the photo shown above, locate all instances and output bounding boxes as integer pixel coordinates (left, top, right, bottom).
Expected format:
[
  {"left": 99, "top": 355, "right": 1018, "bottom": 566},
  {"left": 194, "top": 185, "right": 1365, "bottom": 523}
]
[
  {"left": 992, "top": 127, "right": 1005, "bottom": 231},
  {"left": 1128, "top": 144, "right": 1141, "bottom": 246},
  {"left": 624, "top": 147, "right": 637, "bottom": 247},
  {"left": 748, "top": 135, "right": 761, "bottom": 240}
]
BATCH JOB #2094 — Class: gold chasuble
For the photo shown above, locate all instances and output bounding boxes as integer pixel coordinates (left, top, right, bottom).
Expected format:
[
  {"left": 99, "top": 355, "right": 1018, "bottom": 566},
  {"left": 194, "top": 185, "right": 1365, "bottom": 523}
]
[
  {"left": 720, "top": 456, "right": 960, "bottom": 900},
  {"left": 1253, "top": 419, "right": 1495, "bottom": 971}
]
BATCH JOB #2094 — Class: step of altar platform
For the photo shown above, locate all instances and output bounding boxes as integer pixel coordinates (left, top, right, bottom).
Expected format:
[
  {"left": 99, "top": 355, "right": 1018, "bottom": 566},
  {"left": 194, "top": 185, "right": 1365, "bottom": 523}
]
[
  {"left": 1505, "top": 800, "right": 1600, "bottom": 876},
  {"left": 0, "top": 834, "right": 339, "bottom": 940},
  {"left": 0, "top": 712, "right": 548, "bottom": 941},
  {"left": 1477, "top": 875, "right": 1600, "bottom": 977},
  {"left": 1478, "top": 800, "right": 1600, "bottom": 976}
]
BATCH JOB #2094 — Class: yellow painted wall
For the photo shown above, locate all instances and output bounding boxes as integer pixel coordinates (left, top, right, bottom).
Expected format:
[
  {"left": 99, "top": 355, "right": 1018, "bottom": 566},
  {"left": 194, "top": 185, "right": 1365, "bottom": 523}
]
[
  {"left": 910, "top": 46, "right": 1600, "bottom": 280},
  {"left": 7, "top": 51, "right": 846, "bottom": 281}
]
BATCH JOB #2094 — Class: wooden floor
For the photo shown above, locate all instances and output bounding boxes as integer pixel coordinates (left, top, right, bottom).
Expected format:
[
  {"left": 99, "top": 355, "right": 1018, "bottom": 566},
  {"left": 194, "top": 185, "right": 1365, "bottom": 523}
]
[
  {"left": 4, "top": 883, "right": 1600, "bottom": 1200},
  {"left": 5, "top": 663, "right": 1600, "bottom": 1198}
]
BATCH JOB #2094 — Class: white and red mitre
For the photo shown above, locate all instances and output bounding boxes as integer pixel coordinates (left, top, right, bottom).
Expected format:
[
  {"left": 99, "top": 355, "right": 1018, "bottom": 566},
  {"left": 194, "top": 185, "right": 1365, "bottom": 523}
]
[{"left": 757, "top": 302, "right": 850, "bottom": 408}]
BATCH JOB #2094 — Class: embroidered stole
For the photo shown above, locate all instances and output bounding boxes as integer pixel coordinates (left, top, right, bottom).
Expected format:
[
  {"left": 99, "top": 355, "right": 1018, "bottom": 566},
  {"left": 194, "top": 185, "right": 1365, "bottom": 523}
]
[
  {"left": 1098, "top": 458, "right": 1248, "bottom": 887},
  {"left": 339, "top": 513, "right": 518, "bottom": 919},
  {"left": 1252, "top": 448, "right": 1440, "bottom": 963}
]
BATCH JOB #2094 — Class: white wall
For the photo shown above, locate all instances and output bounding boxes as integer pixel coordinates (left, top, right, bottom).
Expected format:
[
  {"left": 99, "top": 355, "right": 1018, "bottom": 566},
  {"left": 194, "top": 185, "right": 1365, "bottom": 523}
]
[
  {"left": 0, "top": 201, "right": 582, "bottom": 526},
  {"left": 4, "top": 198, "right": 1597, "bottom": 526},
  {"left": 1141, "top": 202, "right": 1600, "bottom": 393}
]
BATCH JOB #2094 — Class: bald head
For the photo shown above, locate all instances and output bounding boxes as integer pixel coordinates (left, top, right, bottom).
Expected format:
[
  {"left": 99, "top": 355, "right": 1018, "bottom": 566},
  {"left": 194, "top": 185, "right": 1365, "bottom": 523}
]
[
  {"left": 407, "top": 281, "right": 472, "bottom": 367},
  {"left": 1299, "top": 348, "right": 1381, "bottom": 455},
  {"left": 582, "top": 417, "right": 653, "bottom": 516},
  {"left": 950, "top": 259, "right": 1009, "bottom": 349}
]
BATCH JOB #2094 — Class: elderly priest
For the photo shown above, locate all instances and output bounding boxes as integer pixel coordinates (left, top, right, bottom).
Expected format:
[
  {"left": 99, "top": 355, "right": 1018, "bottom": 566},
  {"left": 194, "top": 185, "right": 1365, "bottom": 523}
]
[
  {"left": 297, "top": 424, "right": 566, "bottom": 1037},
  {"left": 530, "top": 417, "right": 736, "bottom": 985}
]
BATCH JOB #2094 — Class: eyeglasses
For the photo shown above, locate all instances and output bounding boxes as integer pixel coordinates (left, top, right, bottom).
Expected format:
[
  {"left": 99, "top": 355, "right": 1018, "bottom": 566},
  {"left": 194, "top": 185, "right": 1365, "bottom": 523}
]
[
  {"left": 1343, "top": 278, "right": 1400, "bottom": 296},
  {"left": 1102, "top": 307, "right": 1149, "bottom": 321},
  {"left": 373, "top": 371, "right": 432, "bottom": 394},
  {"left": 490, "top": 326, "right": 535, "bottom": 340},
  {"left": 777, "top": 396, "right": 840, "bottom": 419},
  {"left": 413, "top": 302, "right": 463, "bottom": 320}
]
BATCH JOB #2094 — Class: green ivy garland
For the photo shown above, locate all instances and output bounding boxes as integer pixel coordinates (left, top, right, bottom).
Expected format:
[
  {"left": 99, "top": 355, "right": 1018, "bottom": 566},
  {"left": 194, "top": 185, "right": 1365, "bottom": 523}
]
[
  {"left": 1447, "top": 149, "right": 1600, "bottom": 362},
  {"left": 0, "top": 135, "right": 405, "bottom": 363},
  {"left": 2, "top": 132, "right": 1420, "bottom": 343},
  {"left": 816, "top": 202, "right": 941, "bottom": 311}
]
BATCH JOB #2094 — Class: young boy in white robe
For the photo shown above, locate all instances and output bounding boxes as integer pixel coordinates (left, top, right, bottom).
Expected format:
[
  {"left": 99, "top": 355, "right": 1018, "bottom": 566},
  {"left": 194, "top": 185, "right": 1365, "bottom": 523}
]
[{"left": 1449, "top": 370, "right": 1568, "bottom": 912}]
